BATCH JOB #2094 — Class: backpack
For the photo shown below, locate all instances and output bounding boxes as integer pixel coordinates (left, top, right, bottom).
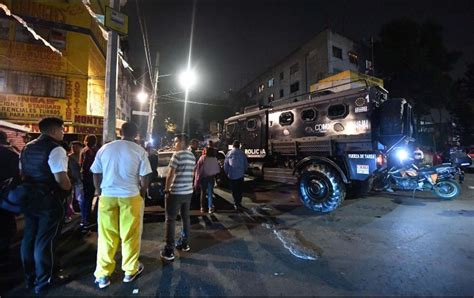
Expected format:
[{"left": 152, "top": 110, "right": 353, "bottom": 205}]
[{"left": 0, "top": 176, "right": 29, "bottom": 214}]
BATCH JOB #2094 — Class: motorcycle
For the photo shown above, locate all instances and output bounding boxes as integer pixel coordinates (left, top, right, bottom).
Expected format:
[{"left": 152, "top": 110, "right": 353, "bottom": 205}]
[{"left": 373, "top": 147, "right": 469, "bottom": 200}]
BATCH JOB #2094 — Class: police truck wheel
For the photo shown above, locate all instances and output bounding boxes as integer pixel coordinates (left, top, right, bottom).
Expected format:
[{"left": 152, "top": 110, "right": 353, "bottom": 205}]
[{"left": 298, "top": 164, "right": 346, "bottom": 213}]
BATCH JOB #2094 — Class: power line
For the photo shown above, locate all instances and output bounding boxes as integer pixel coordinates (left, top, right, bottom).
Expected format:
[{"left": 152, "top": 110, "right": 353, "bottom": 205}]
[{"left": 135, "top": 0, "right": 153, "bottom": 87}]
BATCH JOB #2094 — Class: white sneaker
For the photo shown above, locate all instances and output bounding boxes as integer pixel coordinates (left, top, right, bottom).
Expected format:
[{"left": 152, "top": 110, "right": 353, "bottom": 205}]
[{"left": 123, "top": 263, "right": 144, "bottom": 283}]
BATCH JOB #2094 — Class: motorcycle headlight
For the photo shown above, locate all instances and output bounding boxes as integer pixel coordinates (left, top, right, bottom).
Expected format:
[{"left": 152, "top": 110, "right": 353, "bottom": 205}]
[{"left": 396, "top": 149, "right": 409, "bottom": 162}]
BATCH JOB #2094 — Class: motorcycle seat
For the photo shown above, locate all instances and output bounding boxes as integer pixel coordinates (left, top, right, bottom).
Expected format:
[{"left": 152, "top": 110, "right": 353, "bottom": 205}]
[{"left": 418, "top": 163, "right": 452, "bottom": 174}]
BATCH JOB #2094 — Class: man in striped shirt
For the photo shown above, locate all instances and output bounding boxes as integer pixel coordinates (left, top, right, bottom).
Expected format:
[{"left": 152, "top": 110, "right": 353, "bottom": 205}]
[{"left": 160, "top": 134, "right": 196, "bottom": 261}]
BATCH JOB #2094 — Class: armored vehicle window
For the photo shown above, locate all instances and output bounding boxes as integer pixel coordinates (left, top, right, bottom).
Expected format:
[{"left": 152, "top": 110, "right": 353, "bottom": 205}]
[
  {"left": 327, "top": 104, "right": 348, "bottom": 119},
  {"left": 246, "top": 119, "right": 257, "bottom": 131},
  {"left": 226, "top": 123, "right": 236, "bottom": 138},
  {"left": 279, "top": 112, "right": 294, "bottom": 126},
  {"left": 301, "top": 108, "right": 317, "bottom": 122}
]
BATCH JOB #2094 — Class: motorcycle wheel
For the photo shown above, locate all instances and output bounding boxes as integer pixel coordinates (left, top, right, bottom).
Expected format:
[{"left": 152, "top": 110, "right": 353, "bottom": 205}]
[{"left": 433, "top": 180, "right": 461, "bottom": 200}]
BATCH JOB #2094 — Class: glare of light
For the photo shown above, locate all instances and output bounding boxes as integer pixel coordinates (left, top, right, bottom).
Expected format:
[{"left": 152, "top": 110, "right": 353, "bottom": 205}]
[
  {"left": 149, "top": 137, "right": 154, "bottom": 145},
  {"left": 136, "top": 91, "right": 149, "bottom": 103},
  {"left": 396, "top": 148, "right": 409, "bottom": 161},
  {"left": 178, "top": 69, "right": 197, "bottom": 90}
]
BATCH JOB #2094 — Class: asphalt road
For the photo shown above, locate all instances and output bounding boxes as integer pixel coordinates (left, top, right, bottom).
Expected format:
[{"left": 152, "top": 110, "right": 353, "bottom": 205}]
[{"left": 3, "top": 174, "right": 474, "bottom": 296}]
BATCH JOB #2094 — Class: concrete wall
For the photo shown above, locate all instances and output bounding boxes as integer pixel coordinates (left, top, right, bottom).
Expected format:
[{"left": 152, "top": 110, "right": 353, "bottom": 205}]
[
  {"left": 240, "top": 29, "right": 364, "bottom": 107},
  {"left": 327, "top": 31, "right": 359, "bottom": 75}
]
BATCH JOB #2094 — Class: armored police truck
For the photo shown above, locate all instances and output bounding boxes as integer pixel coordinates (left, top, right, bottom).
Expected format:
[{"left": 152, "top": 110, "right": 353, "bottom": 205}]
[{"left": 222, "top": 81, "right": 415, "bottom": 213}]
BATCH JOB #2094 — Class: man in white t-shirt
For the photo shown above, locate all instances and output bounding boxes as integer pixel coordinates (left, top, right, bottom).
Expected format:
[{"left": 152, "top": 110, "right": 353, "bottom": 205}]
[{"left": 90, "top": 122, "right": 152, "bottom": 289}]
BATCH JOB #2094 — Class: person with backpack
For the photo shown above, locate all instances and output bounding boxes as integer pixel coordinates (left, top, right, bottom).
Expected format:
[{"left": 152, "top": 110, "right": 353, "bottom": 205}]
[{"left": 0, "top": 130, "right": 19, "bottom": 264}]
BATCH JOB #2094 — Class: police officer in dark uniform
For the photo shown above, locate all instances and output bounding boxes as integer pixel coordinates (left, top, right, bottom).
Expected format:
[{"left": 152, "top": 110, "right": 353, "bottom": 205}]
[{"left": 20, "top": 117, "right": 71, "bottom": 294}]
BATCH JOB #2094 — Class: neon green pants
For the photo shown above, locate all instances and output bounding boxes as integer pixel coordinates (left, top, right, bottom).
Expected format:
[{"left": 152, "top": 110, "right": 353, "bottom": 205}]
[{"left": 94, "top": 195, "right": 144, "bottom": 278}]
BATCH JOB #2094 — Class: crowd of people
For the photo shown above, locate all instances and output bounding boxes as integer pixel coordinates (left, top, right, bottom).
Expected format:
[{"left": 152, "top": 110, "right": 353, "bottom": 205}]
[{"left": 0, "top": 116, "right": 249, "bottom": 294}]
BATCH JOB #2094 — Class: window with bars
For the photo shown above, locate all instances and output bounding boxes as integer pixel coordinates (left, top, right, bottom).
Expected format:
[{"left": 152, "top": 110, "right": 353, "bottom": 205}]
[
  {"left": 290, "top": 81, "right": 300, "bottom": 93},
  {"left": 290, "top": 63, "right": 299, "bottom": 75},
  {"left": 332, "top": 46, "right": 342, "bottom": 59},
  {"left": 2, "top": 70, "right": 66, "bottom": 98}
]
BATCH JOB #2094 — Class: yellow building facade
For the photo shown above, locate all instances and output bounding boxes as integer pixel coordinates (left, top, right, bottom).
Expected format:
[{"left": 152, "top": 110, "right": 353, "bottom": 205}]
[{"left": 0, "top": 0, "right": 129, "bottom": 139}]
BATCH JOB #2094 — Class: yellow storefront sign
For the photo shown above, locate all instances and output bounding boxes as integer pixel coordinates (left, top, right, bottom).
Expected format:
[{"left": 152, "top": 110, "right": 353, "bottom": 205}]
[{"left": 0, "top": 94, "right": 67, "bottom": 120}]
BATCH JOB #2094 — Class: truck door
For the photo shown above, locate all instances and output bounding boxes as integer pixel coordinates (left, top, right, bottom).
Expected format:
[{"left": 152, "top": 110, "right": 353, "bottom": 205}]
[{"left": 239, "top": 112, "right": 268, "bottom": 159}]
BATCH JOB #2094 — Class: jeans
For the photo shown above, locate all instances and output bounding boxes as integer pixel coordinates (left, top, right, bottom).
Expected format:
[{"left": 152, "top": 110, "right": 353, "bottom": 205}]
[
  {"left": 229, "top": 177, "right": 244, "bottom": 205},
  {"left": 164, "top": 193, "right": 192, "bottom": 248},
  {"left": 82, "top": 175, "right": 95, "bottom": 224},
  {"left": 21, "top": 190, "right": 64, "bottom": 292},
  {"left": 199, "top": 176, "right": 215, "bottom": 209}
]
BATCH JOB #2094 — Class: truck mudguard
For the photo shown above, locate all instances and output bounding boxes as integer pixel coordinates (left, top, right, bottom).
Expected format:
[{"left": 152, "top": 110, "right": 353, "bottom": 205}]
[{"left": 293, "top": 156, "right": 350, "bottom": 184}]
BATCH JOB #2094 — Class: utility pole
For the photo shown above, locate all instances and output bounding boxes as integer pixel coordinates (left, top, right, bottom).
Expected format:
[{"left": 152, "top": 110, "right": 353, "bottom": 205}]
[
  {"left": 147, "top": 52, "right": 159, "bottom": 143},
  {"left": 103, "top": 0, "right": 120, "bottom": 143}
]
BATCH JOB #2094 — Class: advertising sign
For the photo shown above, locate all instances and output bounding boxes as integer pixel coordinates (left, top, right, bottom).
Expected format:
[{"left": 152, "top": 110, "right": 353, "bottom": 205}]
[
  {"left": 105, "top": 6, "right": 128, "bottom": 35},
  {"left": 0, "top": 94, "right": 66, "bottom": 120}
]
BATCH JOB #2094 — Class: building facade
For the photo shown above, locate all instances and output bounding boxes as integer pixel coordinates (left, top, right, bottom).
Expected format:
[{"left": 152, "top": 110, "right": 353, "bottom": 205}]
[
  {"left": 240, "top": 29, "right": 372, "bottom": 107},
  {"left": 0, "top": 0, "right": 132, "bottom": 141}
]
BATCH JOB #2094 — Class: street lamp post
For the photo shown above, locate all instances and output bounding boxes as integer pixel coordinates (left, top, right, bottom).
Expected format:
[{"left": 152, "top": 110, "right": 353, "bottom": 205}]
[{"left": 134, "top": 68, "right": 198, "bottom": 147}]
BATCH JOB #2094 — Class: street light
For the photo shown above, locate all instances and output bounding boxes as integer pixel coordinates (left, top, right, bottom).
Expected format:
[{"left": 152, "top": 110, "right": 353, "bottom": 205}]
[
  {"left": 178, "top": 69, "right": 197, "bottom": 90},
  {"left": 136, "top": 91, "right": 149, "bottom": 103}
]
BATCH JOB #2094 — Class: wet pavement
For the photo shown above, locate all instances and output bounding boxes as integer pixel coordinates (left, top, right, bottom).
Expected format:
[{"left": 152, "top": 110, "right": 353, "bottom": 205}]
[{"left": 2, "top": 173, "right": 474, "bottom": 296}]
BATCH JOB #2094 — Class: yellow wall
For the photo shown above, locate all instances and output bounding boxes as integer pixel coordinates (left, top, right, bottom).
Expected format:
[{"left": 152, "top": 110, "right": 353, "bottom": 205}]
[{"left": 0, "top": 0, "right": 106, "bottom": 133}]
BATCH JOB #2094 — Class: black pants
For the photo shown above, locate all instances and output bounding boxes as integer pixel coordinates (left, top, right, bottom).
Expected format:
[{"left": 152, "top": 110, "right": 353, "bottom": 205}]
[
  {"left": 82, "top": 175, "right": 95, "bottom": 224},
  {"left": 21, "top": 191, "right": 64, "bottom": 291},
  {"left": 0, "top": 209, "right": 16, "bottom": 262},
  {"left": 229, "top": 177, "right": 244, "bottom": 205},
  {"left": 164, "top": 193, "right": 191, "bottom": 248}
]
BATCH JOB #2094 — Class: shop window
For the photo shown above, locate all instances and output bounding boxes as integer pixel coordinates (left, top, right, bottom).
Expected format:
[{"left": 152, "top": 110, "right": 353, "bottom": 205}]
[
  {"left": 332, "top": 46, "right": 342, "bottom": 59},
  {"left": 290, "top": 81, "right": 299, "bottom": 93},
  {"left": 0, "top": 18, "right": 10, "bottom": 40},
  {"left": 327, "top": 104, "right": 348, "bottom": 119},
  {"left": 7, "top": 71, "right": 66, "bottom": 98},
  {"left": 301, "top": 108, "right": 317, "bottom": 122},
  {"left": 279, "top": 112, "right": 294, "bottom": 126},
  {"left": 0, "top": 70, "right": 6, "bottom": 92}
]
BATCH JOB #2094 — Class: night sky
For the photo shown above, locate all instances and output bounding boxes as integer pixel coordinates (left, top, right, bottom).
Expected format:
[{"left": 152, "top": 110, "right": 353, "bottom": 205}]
[{"left": 124, "top": 0, "right": 474, "bottom": 100}]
